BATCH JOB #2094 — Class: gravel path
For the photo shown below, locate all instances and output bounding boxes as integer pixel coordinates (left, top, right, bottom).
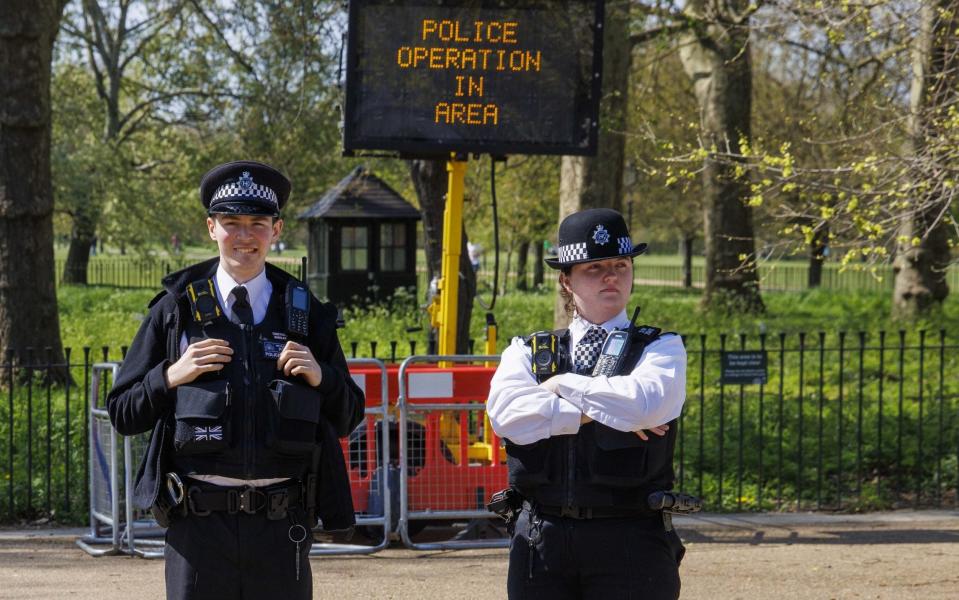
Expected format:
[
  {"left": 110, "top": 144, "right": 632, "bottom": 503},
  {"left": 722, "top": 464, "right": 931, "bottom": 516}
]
[{"left": 2, "top": 511, "right": 957, "bottom": 599}]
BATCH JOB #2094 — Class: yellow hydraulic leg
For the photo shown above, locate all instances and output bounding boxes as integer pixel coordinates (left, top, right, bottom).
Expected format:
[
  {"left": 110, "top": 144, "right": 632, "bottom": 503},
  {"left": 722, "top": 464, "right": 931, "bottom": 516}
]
[{"left": 484, "top": 312, "right": 497, "bottom": 366}]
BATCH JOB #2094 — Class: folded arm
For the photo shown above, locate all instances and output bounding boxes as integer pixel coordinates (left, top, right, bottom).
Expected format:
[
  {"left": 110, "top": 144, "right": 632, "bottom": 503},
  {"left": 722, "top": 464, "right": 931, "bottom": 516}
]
[
  {"left": 549, "top": 334, "right": 687, "bottom": 432},
  {"left": 486, "top": 338, "right": 584, "bottom": 445}
]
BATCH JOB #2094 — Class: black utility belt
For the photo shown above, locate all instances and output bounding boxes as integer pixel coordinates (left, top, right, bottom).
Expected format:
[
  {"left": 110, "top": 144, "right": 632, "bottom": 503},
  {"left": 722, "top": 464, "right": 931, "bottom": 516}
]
[
  {"left": 526, "top": 501, "right": 660, "bottom": 520},
  {"left": 185, "top": 479, "right": 303, "bottom": 519}
]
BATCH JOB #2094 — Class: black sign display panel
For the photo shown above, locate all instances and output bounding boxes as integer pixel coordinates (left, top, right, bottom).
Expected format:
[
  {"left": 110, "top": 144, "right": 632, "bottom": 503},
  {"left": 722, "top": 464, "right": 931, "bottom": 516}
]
[
  {"left": 343, "top": 0, "right": 605, "bottom": 156},
  {"left": 721, "top": 351, "right": 768, "bottom": 385}
]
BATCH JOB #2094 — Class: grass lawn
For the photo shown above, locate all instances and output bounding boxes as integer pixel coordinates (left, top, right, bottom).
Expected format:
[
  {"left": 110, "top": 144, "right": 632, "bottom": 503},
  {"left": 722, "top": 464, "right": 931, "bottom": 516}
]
[{"left": 56, "top": 283, "right": 959, "bottom": 357}]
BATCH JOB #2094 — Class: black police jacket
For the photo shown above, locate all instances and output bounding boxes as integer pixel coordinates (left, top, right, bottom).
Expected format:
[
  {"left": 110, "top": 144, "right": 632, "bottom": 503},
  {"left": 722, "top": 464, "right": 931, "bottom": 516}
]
[
  {"left": 505, "top": 330, "right": 679, "bottom": 509},
  {"left": 107, "top": 258, "right": 365, "bottom": 527}
]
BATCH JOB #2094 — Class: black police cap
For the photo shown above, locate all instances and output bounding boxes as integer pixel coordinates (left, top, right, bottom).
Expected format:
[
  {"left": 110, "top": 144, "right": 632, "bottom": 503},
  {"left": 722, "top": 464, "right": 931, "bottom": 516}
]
[
  {"left": 544, "top": 208, "right": 648, "bottom": 270},
  {"left": 199, "top": 160, "right": 291, "bottom": 217}
]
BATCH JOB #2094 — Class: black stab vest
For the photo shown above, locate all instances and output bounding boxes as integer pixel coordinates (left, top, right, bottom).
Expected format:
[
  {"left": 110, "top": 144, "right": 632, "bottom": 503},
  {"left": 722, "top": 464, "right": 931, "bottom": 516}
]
[
  {"left": 505, "top": 331, "right": 679, "bottom": 509},
  {"left": 170, "top": 289, "right": 322, "bottom": 480}
]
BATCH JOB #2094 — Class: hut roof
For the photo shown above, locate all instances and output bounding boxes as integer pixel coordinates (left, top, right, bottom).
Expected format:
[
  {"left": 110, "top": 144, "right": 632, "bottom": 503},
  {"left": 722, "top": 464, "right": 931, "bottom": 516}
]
[{"left": 297, "top": 166, "right": 420, "bottom": 220}]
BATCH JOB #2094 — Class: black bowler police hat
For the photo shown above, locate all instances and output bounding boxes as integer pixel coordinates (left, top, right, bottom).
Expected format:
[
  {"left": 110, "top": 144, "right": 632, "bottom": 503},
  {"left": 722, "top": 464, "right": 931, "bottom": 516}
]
[
  {"left": 544, "top": 208, "right": 648, "bottom": 269},
  {"left": 199, "top": 160, "right": 291, "bottom": 217}
]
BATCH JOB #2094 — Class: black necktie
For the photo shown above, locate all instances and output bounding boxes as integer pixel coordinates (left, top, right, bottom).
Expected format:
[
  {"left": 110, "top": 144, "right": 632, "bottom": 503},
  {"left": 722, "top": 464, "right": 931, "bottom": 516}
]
[
  {"left": 574, "top": 326, "right": 608, "bottom": 374},
  {"left": 232, "top": 286, "right": 254, "bottom": 326}
]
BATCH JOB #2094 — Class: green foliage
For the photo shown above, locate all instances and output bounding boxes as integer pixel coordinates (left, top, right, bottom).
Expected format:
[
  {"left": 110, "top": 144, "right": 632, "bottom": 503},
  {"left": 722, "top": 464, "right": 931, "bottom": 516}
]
[
  {"left": 1, "top": 364, "right": 91, "bottom": 523},
  {"left": 57, "top": 286, "right": 159, "bottom": 351},
  {"left": 464, "top": 156, "right": 560, "bottom": 255}
]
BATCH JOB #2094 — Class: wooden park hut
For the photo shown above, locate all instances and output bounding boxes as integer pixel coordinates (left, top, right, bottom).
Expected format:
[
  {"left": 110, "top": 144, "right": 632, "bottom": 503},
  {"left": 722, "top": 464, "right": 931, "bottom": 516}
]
[{"left": 297, "top": 166, "right": 420, "bottom": 305}]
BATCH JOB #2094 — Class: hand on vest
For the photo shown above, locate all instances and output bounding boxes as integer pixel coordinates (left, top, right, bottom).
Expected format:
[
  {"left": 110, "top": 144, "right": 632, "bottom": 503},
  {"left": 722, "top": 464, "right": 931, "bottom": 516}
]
[
  {"left": 635, "top": 423, "right": 669, "bottom": 441},
  {"left": 164, "top": 338, "right": 233, "bottom": 389},
  {"left": 277, "top": 341, "right": 322, "bottom": 387}
]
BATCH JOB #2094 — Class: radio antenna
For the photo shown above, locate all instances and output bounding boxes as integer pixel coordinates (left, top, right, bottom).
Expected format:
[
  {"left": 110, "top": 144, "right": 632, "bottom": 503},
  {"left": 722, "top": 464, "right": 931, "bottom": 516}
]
[{"left": 627, "top": 306, "right": 642, "bottom": 337}]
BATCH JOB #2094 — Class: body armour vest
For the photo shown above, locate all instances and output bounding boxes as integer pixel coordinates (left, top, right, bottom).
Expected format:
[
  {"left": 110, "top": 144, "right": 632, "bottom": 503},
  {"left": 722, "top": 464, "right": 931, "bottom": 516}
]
[
  {"left": 170, "top": 288, "right": 322, "bottom": 480},
  {"left": 505, "top": 332, "right": 679, "bottom": 508}
]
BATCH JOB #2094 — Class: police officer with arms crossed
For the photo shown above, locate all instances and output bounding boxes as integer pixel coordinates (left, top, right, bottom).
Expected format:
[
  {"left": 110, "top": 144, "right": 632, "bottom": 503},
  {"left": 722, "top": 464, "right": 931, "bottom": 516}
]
[
  {"left": 487, "top": 208, "right": 688, "bottom": 599},
  {"left": 108, "top": 161, "right": 364, "bottom": 599}
]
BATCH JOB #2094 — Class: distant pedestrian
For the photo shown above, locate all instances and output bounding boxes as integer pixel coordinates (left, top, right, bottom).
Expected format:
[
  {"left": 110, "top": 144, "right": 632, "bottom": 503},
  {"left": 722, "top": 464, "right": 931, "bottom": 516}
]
[{"left": 467, "top": 241, "right": 482, "bottom": 272}]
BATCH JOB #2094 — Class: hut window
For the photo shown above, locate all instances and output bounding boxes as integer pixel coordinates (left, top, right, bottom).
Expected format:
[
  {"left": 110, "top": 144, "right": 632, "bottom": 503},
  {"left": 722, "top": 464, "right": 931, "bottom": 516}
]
[
  {"left": 341, "top": 225, "right": 368, "bottom": 271},
  {"left": 380, "top": 223, "right": 406, "bottom": 271}
]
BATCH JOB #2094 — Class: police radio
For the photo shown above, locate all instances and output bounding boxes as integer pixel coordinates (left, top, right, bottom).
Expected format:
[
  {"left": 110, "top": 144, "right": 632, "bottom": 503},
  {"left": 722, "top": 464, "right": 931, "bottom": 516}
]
[
  {"left": 591, "top": 306, "right": 642, "bottom": 377},
  {"left": 591, "top": 330, "right": 631, "bottom": 377},
  {"left": 285, "top": 282, "right": 310, "bottom": 340}
]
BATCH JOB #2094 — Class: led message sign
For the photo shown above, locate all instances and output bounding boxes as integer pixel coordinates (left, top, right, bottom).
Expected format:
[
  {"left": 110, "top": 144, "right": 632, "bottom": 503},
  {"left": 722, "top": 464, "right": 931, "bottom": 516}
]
[{"left": 343, "top": 0, "right": 605, "bottom": 156}]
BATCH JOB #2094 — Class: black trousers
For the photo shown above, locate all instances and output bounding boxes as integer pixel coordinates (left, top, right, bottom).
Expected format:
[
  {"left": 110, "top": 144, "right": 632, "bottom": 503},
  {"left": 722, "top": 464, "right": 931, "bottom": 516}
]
[
  {"left": 165, "top": 506, "right": 312, "bottom": 600},
  {"left": 507, "top": 508, "right": 685, "bottom": 600}
]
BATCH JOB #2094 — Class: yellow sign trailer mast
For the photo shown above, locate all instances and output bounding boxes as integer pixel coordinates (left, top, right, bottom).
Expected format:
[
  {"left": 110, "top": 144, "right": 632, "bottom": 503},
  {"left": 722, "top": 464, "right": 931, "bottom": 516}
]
[{"left": 427, "top": 156, "right": 497, "bottom": 358}]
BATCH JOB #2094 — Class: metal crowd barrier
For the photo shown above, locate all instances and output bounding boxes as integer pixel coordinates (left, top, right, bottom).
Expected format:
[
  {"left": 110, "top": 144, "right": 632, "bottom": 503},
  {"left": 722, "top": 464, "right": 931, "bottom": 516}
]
[
  {"left": 76, "top": 363, "right": 163, "bottom": 557},
  {"left": 78, "top": 359, "right": 392, "bottom": 558},
  {"left": 397, "top": 354, "right": 509, "bottom": 550},
  {"left": 311, "top": 358, "right": 391, "bottom": 555}
]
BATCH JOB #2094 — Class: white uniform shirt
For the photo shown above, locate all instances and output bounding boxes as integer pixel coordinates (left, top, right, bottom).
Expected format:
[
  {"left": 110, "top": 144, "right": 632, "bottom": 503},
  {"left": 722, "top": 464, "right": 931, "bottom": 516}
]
[
  {"left": 486, "top": 310, "right": 687, "bottom": 446},
  {"left": 178, "top": 265, "right": 283, "bottom": 487}
]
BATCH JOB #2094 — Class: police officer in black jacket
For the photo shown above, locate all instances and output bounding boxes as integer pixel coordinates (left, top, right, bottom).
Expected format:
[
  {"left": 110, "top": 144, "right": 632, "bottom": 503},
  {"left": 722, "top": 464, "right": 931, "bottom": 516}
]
[
  {"left": 487, "top": 208, "right": 688, "bottom": 599},
  {"left": 108, "top": 160, "right": 364, "bottom": 600}
]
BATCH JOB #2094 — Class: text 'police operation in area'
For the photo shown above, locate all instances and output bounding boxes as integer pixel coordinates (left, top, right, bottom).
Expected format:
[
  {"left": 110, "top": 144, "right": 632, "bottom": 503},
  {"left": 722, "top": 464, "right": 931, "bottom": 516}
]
[{"left": 393, "top": 18, "right": 545, "bottom": 127}]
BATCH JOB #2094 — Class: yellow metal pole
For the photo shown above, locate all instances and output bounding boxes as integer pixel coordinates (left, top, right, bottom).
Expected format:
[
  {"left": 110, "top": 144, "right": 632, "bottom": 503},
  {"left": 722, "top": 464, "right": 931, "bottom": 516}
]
[
  {"left": 484, "top": 312, "right": 497, "bottom": 366},
  {"left": 437, "top": 157, "right": 467, "bottom": 356}
]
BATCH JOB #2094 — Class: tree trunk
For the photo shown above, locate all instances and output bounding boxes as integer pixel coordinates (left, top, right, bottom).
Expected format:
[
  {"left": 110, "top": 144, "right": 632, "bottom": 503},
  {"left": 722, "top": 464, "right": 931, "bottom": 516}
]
[
  {"left": 533, "top": 241, "right": 545, "bottom": 288},
  {"left": 808, "top": 224, "right": 827, "bottom": 289},
  {"left": 679, "top": 1, "right": 764, "bottom": 312},
  {"left": 409, "top": 159, "right": 476, "bottom": 354},
  {"left": 681, "top": 235, "right": 695, "bottom": 289},
  {"left": 515, "top": 240, "right": 530, "bottom": 291},
  {"left": 892, "top": 0, "right": 955, "bottom": 318},
  {"left": 62, "top": 201, "right": 97, "bottom": 284},
  {"left": 0, "top": 0, "right": 69, "bottom": 379},
  {"left": 554, "top": 1, "right": 631, "bottom": 326}
]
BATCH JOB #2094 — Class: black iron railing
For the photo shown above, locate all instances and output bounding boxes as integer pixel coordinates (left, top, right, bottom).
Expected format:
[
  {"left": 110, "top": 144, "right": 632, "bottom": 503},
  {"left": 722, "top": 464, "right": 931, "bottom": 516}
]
[
  {"left": 54, "top": 257, "right": 303, "bottom": 288},
  {"left": 1, "top": 329, "right": 956, "bottom": 522}
]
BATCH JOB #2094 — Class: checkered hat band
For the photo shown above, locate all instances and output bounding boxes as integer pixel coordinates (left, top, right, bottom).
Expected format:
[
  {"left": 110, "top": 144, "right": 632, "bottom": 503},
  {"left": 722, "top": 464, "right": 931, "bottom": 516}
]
[
  {"left": 556, "top": 238, "right": 634, "bottom": 264},
  {"left": 557, "top": 243, "right": 588, "bottom": 263},
  {"left": 212, "top": 181, "right": 278, "bottom": 207}
]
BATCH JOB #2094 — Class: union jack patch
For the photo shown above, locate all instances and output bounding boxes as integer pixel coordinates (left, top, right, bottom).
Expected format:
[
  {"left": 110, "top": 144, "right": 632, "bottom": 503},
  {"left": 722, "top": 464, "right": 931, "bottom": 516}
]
[{"left": 194, "top": 425, "right": 223, "bottom": 442}]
